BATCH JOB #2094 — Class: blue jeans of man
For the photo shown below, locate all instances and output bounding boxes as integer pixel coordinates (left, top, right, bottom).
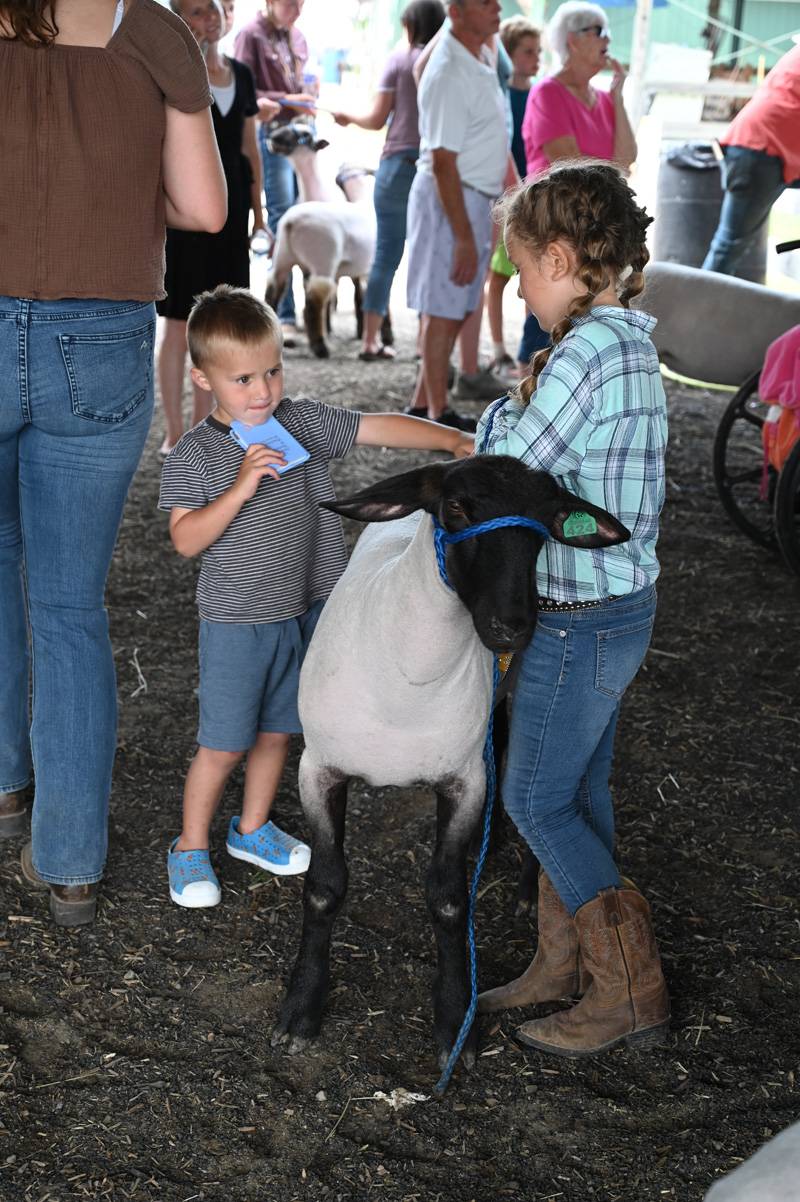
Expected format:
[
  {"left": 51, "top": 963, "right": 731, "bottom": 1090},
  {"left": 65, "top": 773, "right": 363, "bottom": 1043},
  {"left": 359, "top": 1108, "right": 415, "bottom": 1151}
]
[
  {"left": 502, "top": 586, "right": 656, "bottom": 915},
  {"left": 364, "top": 150, "right": 419, "bottom": 316},
  {"left": 702, "top": 145, "right": 786, "bottom": 277},
  {"left": 259, "top": 124, "right": 299, "bottom": 324},
  {"left": 0, "top": 297, "right": 155, "bottom": 884}
]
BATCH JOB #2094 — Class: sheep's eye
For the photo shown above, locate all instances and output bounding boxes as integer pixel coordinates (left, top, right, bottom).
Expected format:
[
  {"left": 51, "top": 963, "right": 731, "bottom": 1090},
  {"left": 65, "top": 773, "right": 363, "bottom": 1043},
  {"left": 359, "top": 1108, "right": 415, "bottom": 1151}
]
[{"left": 445, "top": 499, "right": 466, "bottom": 519}]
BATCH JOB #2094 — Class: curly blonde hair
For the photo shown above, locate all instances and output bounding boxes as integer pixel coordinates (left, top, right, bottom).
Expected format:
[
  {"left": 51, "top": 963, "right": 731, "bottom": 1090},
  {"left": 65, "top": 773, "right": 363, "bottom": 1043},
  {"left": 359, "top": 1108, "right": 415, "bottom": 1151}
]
[{"left": 496, "top": 161, "right": 652, "bottom": 403}]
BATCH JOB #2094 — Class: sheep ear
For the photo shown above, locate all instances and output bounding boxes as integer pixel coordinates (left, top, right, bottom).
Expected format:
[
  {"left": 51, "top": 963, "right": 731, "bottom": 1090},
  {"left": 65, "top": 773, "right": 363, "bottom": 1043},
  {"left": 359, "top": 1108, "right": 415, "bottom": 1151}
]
[
  {"left": 548, "top": 493, "right": 630, "bottom": 548},
  {"left": 313, "top": 138, "right": 330, "bottom": 152},
  {"left": 321, "top": 464, "right": 449, "bottom": 523}
]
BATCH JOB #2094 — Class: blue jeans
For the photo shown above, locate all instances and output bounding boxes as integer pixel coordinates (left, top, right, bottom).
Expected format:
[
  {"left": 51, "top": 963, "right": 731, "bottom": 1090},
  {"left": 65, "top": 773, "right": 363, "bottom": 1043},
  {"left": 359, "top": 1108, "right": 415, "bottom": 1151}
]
[
  {"left": 364, "top": 150, "right": 418, "bottom": 316},
  {"left": 502, "top": 586, "right": 657, "bottom": 915},
  {"left": 259, "top": 125, "right": 299, "bottom": 324},
  {"left": 517, "top": 310, "right": 550, "bottom": 366},
  {"left": 702, "top": 145, "right": 785, "bottom": 277},
  {"left": 0, "top": 297, "right": 155, "bottom": 884}
]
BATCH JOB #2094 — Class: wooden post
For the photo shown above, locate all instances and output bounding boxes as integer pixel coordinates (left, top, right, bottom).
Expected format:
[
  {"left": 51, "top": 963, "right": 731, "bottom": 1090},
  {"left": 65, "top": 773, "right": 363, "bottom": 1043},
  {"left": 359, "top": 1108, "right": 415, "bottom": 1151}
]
[{"left": 627, "top": 0, "right": 655, "bottom": 132}]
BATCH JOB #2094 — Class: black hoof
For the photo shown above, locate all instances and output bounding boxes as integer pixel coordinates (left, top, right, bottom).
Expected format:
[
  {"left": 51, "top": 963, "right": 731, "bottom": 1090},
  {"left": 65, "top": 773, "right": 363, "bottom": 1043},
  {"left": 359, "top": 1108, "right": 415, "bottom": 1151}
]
[{"left": 311, "top": 342, "right": 330, "bottom": 359}]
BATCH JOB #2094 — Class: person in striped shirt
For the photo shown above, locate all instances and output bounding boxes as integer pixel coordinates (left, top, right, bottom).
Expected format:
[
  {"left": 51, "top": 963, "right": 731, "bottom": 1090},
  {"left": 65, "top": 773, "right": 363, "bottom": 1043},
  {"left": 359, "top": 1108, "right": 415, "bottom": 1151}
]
[
  {"left": 476, "top": 162, "right": 671, "bottom": 1057},
  {"left": 158, "top": 285, "right": 473, "bottom": 910}
]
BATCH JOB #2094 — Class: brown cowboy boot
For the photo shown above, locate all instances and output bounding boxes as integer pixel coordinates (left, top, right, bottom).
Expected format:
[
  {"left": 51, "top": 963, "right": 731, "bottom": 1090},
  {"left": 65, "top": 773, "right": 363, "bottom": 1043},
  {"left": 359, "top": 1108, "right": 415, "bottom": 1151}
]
[
  {"left": 478, "top": 871, "right": 589, "bottom": 1013},
  {"left": 515, "top": 883, "right": 670, "bottom": 1056},
  {"left": 20, "top": 842, "right": 97, "bottom": 927}
]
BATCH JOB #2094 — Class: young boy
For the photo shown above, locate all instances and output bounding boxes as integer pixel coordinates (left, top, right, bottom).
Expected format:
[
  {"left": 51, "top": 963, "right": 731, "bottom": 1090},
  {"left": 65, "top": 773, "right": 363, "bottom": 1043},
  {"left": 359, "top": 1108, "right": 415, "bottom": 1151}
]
[
  {"left": 159, "top": 285, "right": 473, "bottom": 908},
  {"left": 486, "top": 16, "right": 541, "bottom": 376}
]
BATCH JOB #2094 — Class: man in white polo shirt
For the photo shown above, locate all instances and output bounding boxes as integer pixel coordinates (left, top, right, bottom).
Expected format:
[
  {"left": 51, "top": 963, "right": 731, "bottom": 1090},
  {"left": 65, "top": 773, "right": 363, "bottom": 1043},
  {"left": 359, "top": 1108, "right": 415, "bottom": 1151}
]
[{"left": 406, "top": 0, "right": 510, "bottom": 431}]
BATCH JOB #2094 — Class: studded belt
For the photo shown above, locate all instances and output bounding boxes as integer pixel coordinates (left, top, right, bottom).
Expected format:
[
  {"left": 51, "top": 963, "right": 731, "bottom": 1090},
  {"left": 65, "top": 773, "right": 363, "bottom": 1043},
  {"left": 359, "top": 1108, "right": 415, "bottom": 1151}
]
[{"left": 538, "top": 595, "right": 620, "bottom": 613}]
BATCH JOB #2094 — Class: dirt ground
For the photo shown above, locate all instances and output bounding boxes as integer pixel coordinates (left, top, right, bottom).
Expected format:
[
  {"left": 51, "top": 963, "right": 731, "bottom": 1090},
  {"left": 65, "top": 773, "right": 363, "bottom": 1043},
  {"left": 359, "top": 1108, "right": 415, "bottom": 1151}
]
[{"left": 1, "top": 297, "right": 799, "bottom": 1202}]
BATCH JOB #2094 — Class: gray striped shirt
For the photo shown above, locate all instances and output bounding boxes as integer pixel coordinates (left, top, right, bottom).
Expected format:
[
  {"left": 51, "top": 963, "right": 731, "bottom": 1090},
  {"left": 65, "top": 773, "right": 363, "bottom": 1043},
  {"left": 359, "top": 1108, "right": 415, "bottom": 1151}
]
[{"left": 158, "top": 397, "right": 361, "bottom": 622}]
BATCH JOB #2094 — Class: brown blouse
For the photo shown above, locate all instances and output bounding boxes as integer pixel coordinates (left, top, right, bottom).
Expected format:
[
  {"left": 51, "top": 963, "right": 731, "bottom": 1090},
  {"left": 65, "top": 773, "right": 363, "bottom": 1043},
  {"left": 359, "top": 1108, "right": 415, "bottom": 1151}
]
[{"left": 0, "top": 0, "right": 212, "bottom": 302}]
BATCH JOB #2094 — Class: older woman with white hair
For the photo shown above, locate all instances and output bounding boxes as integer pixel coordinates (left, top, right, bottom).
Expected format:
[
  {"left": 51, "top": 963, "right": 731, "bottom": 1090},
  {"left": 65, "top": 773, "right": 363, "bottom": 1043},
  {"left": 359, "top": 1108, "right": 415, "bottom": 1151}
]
[{"left": 521, "top": 1, "right": 636, "bottom": 177}]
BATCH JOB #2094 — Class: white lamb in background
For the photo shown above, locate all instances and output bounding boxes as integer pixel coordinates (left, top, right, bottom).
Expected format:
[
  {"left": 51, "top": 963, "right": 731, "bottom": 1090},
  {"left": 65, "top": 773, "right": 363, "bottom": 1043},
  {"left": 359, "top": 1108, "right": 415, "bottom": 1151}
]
[{"left": 264, "top": 121, "right": 391, "bottom": 357}]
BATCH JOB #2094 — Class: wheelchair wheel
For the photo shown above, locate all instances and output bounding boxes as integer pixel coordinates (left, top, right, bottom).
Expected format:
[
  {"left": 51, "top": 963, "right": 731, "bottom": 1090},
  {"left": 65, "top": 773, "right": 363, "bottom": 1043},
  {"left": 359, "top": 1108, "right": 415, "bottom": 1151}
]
[
  {"left": 713, "top": 370, "right": 777, "bottom": 548},
  {"left": 774, "top": 438, "right": 800, "bottom": 577}
]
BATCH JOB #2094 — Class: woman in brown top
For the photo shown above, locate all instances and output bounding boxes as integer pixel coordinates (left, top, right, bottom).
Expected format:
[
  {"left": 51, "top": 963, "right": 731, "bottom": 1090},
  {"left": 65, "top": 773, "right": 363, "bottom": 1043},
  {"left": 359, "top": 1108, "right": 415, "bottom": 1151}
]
[
  {"left": 235, "top": 0, "right": 316, "bottom": 341},
  {"left": 0, "top": 0, "right": 226, "bottom": 927}
]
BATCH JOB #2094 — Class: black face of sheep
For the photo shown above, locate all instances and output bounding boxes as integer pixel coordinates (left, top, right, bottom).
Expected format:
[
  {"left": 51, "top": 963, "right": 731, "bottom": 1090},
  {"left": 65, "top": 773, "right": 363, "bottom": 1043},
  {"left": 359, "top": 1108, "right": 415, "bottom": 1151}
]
[
  {"left": 266, "top": 120, "right": 329, "bottom": 157},
  {"left": 325, "top": 456, "right": 630, "bottom": 653}
]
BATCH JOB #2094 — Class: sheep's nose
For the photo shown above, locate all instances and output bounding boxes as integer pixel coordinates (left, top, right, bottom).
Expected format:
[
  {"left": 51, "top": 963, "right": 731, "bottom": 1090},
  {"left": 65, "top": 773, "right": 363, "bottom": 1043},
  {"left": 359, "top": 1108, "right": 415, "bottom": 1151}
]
[{"left": 488, "top": 617, "right": 527, "bottom": 645}]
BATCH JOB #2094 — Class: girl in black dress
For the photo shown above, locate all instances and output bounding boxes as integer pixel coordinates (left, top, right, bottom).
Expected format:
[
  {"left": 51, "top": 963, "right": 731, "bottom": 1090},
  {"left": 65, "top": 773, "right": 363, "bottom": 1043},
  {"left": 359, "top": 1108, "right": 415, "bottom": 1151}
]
[{"left": 157, "top": 0, "right": 276, "bottom": 454}]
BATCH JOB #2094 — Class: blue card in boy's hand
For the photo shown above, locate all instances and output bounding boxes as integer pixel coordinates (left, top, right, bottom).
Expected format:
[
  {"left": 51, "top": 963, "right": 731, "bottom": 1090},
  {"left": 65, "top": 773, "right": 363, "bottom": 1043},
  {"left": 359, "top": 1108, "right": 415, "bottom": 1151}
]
[{"left": 230, "top": 416, "right": 310, "bottom": 474}]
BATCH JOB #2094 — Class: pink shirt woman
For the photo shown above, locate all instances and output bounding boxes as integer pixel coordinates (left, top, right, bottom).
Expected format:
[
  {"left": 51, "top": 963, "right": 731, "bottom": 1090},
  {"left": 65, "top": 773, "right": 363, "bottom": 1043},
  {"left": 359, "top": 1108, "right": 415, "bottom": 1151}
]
[
  {"left": 523, "top": 75, "right": 615, "bottom": 176},
  {"left": 520, "top": 1, "right": 636, "bottom": 178}
]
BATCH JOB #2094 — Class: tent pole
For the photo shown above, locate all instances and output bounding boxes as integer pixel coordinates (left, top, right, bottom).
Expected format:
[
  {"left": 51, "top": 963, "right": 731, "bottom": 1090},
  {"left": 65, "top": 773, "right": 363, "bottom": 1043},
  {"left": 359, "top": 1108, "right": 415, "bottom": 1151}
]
[{"left": 628, "top": 0, "right": 654, "bottom": 131}]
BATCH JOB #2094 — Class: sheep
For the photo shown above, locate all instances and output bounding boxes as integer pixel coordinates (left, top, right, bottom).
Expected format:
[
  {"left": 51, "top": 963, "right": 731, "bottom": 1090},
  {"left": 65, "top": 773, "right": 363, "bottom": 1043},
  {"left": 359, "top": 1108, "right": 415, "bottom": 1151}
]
[
  {"left": 264, "top": 121, "right": 392, "bottom": 358},
  {"left": 270, "top": 455, "right": 629, "bottom": 1072},
  {"left": 704, "top": 1119, "right": 800, "bottom": 1201},
  {"left": 633, "top": 262, "right": 800, "bottom": 386}
]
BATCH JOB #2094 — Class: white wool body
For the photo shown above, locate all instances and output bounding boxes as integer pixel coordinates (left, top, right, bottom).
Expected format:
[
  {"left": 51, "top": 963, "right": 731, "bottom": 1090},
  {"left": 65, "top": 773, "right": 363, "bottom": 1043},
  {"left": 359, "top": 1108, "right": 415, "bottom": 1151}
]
[{"left": 298, "top": 512, "right": 493, "bottom": 792}]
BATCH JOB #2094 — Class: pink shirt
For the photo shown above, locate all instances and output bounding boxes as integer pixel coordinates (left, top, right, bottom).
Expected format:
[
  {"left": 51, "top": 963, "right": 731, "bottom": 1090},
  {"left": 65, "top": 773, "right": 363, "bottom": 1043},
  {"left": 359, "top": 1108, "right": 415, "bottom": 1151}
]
[
  {"left": 522, "top": 77, "right": 616, "bottom": 177},
  {"left": 722, "top": 45, "right": 800, "bottom": 184}
]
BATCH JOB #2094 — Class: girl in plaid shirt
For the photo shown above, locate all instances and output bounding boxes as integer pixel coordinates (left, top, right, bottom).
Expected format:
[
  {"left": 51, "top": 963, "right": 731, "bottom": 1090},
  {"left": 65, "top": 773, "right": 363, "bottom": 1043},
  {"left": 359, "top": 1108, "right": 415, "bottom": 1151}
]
[{"left": 477, "top": 162, "right": 670, "bottom": 1058}]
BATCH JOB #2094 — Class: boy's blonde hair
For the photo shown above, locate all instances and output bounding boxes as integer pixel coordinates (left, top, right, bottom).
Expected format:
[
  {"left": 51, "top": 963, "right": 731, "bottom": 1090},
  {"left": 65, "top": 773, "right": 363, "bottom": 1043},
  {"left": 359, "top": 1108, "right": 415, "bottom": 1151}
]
[
  {"left": 495, "top": 161, "right": 652, "bottom": 403},
  {"left": 187, "top": 285, "right": 283, "bottom": 369},
  {"left": 499, "top": 15, "right": 540, "bottom": 58}
]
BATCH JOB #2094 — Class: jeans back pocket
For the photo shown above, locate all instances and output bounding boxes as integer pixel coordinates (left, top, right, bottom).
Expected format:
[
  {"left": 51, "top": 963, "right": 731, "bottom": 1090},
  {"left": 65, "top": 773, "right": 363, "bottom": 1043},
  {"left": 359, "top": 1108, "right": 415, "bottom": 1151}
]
[
  {"left": 595, "top": 617, "right": 654, "bottom": 700},
  {"left": 60, "top": 320, "right": 155, "bottom": 424}
]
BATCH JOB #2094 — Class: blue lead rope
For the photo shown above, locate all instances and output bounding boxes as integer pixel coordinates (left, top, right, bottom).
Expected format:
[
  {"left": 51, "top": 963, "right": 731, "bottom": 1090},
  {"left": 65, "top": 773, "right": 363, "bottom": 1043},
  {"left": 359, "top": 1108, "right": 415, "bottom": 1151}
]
[{"left": 431, "top": 510, "right": 550, "bottom": 1096}]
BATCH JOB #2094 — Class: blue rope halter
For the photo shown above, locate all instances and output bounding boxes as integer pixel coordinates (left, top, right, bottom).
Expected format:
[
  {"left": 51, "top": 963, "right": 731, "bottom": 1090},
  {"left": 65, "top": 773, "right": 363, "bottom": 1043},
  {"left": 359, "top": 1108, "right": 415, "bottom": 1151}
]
[{"left": 431, "top": 510, "right": 550, "bottom": 1096}]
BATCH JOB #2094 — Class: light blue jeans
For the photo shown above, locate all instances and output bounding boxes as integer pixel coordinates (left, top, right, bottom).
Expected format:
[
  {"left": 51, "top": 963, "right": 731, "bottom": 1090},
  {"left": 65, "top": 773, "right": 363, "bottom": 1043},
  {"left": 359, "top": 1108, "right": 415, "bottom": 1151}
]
[
  {"left": 702, "top": 145, "right": 786, "bottom": 277},
  {"left": 259, "top": 125, "right": 299, "bottom": 324},
  {"left": 503, "top": 586, "right": 657, "bottom": 915},
  {"left": 364, "top": 150, "right": 418, "bottom": 316},
  {"left": 0, "top": 296, "right": 155, "bottom": 884}
]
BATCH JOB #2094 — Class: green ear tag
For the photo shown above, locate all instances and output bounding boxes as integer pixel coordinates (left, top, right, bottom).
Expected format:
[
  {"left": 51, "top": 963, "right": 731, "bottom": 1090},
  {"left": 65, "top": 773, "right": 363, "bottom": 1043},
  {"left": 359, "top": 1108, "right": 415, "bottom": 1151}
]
[{"left": 563, "top": 511, "right": 598, "bottom": 538}]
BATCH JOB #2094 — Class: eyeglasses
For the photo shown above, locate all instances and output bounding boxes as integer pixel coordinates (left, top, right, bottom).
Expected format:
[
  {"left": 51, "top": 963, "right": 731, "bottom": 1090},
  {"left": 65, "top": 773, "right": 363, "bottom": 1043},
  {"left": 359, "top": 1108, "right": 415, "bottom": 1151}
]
[{"left": 577, "top": 24, "right": 609, "bottom": 38}]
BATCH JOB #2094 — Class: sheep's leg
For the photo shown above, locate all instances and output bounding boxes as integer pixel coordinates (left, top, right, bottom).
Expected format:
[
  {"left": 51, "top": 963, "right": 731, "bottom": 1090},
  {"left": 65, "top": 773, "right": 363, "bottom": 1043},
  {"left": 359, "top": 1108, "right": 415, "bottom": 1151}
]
[
  {"left": 303, "top": 277, "right": 336, "bottom": 358},
  {"left": 380, "top": 309, "right": 393, "bottom": 348},
  {"left": 352, "top": 276, "right": 364, "bottom": 339},
  {"left": 271, "top": 761, "right": 348, "bottom": 1054},
  {"left": 426, "top": 775, "right": 485, "bottom": 1072}
]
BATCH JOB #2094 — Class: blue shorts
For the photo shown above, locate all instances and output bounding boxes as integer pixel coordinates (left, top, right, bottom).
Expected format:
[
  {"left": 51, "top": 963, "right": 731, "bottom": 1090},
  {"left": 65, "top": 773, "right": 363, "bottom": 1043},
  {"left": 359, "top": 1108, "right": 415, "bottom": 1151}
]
[
  {"left": 406, "top": 171, "right": 494, "bottom": 321},
  {"left": 197, "top": 602, "right": 324, "bottom": 751}
]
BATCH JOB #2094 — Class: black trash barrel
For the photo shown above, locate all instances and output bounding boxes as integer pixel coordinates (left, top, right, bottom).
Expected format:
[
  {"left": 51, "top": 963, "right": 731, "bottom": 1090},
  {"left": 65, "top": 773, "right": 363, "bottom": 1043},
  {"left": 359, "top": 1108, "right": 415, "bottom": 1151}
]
[{"left": 652, "top": 141, "right": 768, "bottom": 284}]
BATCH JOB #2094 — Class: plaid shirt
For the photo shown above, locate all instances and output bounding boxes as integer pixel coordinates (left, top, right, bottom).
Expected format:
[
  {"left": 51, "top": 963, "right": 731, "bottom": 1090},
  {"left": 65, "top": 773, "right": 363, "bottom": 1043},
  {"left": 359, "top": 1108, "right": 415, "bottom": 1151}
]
[{"left": 476, "top": 306, "right": 668, "bottom": 603}]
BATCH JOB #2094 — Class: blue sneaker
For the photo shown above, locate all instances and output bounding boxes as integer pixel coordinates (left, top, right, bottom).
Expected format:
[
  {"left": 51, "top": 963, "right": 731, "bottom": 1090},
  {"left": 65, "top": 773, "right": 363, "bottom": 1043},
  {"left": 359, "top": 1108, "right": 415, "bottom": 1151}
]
[
  {"left": 167, "top": 838, "right": 221, "bottom": 908},
  {"left": 226, "top": 817, "right": 311, "bottom": 876}
]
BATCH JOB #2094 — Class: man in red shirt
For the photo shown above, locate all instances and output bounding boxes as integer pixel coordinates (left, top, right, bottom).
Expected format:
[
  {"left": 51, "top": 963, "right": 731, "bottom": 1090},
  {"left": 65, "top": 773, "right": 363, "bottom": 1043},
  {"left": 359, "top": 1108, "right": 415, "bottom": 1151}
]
[{"left": 703, "top": 44, "right": 800, "bottom": 277}]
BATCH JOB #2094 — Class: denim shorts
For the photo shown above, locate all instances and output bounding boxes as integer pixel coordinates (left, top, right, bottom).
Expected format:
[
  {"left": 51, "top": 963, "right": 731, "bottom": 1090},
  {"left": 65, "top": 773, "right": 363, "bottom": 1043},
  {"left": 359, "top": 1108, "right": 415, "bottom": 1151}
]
[
  {"left": 406, "top": 172, "right": 493, "bottom": 320},
  {"left": 197, "top": 601, "right": 324, "bottom": 751}
]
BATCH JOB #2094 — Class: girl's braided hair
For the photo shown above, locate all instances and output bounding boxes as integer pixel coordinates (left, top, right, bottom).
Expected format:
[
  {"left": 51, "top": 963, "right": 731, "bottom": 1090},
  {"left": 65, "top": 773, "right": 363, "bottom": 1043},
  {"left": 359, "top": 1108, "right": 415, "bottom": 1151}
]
[{"left": 496, "top": 161, "right": 652, "bottom": 403}]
